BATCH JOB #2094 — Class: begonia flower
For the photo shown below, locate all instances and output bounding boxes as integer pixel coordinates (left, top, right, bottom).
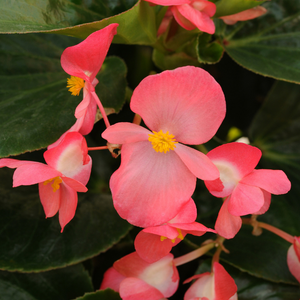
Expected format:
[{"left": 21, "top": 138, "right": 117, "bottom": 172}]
[
  {"left": 102, "top": 66, "right": 226, "bottom": 228},
  {"left": 0, "top": 132, "right": 92, "bottom": 231},
  {"left": 100, "top": 252, "right": 179, "bottom": 300},
  {"left": 50, "top": 24, "right": 118, "bottom": 149},
  {"left": 134, "top": 198, "right": 216, "bottom": 263},
  {"left": 145, "top": 0, "right": 216, "bottom": 34},
  {"left": 204, "top": 142, "right": 291, "bottom": 239},
  {"left": 220, "top": 6, "right": 267, "bottom": 25},
  {"left": 184, "top": 262, "right": 237, "bottom": 300},
  {"left": 287, "top": 236, "right": 300, "bottom": 283}
]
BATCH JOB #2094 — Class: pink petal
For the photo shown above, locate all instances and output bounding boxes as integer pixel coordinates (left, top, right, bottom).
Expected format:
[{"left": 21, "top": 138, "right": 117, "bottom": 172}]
[
  {"left": 61, "top": 24, "right": 118, "bottom": 82},
  {"left": 171, "top": 222, "right": 215, "bottom": 236},
  {"left": 38, "top": 182, "right": 61, "bottom": 218},
  {"left": 102, "top": 122, "right": 150, "bottom": 144},
  {"left": 62, "top": 177, "right": 88, "bottom": 192},
  {"left": 287, "top": 243, "right": 300, "bottom": 283},
  {"left": 220, "top": 6, "right": 267, "bottom": 25},
  {"left": 191, "top": 0, "right": 216, "bottom": 16},
  {"left": 144, "top": 0, "right": 190, "bottom": 4},
  {"left": 58, "top": 183, "right": 78, "bottom": 232},
  {"left": 13, "top": 163, "right": 60, "bottom": 187},
  {"left": 174, "top": 3, "right": 215, "bottom": 34},
  {"left": 171, "top": 6, "right": 196, "bottom": 30},
  {"left": 135, "top": 231, "right": 174, "bottom": 263},
  {"left": 254, "top": 189, "right": 271, "bottom": 215},
  {"left": 110, "top": 142, "right": 195, "bottom": 227},
  {"left": 0, "top": 158, "right": 37, "bottom": 168},
  {"left": 119, "top": 277, "right": 165, "bottom": 300},
  {"left": 143, "top": 225, "right": 179, "bottom": 240},
  {"left": 100, "top": 267, "right": 125, "bottom": 292},
  {"left": 228, "top": 183, "right": 264, "bottom": 216},
  {"left": 240, "top": 169, "right": 291, "bottom": 195},
  {"left": 204, "top": 178, "right": 226, "bottom": 197},
  {"left": 174, "top": 143, "right": 219, "bottom": 180},
  {"left": 169, "top": 198, "right": 197, "bottom": 224},
  {"left": 213, "top": 262, "right": 237, "bottom": 300},
  {"left": 44, "top": 132, "right": 91, "bottom": 183},
  {"left": 130, "top": 66, "right": 225, "bottom": 145},
  {"left": 215, "top": 197, "right": 242, "bottom": 239},
  {"left": 207, "top": 143, "right": 262, "bottom": 179}
]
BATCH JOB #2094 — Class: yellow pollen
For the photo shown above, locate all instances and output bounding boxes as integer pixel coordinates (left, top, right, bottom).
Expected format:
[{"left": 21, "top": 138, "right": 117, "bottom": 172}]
[
  {"left": 160, "top": 236, "right": 167, "bottom": 242},
  {"left": 148, "top": 130, "right": 177, "bottom": 153},
  {"left": 43, "top": 176, "right": 62, "bottom": 192},
  {"left": 160, "top": 228, "right": 184, "bottom": 243},
  {"left": 67, "top": 76, "right": 85, "bottom": 96}
]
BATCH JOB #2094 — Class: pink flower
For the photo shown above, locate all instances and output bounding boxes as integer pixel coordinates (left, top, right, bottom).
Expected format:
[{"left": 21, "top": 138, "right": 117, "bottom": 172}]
[
  {"left": 204, "top": 142, "right": 291, "bottom": 239},
  {"left": 134, "top": 198, "right": 216, "bottom": 263},
  {"left": 100, "top": 252, "right": 179, "bottom": 300},
  {"left": 102, "top": 66, "right": 226, "bottom": 228},
  {"left": 184, "top": 262, "right": 237, "bottom": 300},
  {"left": 50, "top": 24, "right": 118, "bottom": 148},
  {"left": 287, "top": 236, "right": 300, "bottom": 283},
  {"left": 145, "top": 0, "right": 216, "bottom": 34},
  {"left": 220, "top": 6, "right": 267, "bottom": 25},
  {"left": 0, "top": 132, "right": 92, "bottom": 231}
]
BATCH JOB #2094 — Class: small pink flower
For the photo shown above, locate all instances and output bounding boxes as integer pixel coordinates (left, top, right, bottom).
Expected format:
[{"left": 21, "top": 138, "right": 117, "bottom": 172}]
[
  {"left": 0, "top": 132, "right": 92, "bottom": 231},
  {"left": 145, "top": 0, "right": 216, "bottom": 34},
  {"left": 204, "top": 142, "right": 291, "bottom": 238},
  {"left": 134, "top": 198, "right": 216, "bottom": 263},
  {"left": 220, "top": 6, "right": 267, "bottom": 25},
  {"left": 287, "top": 236, "right": 300, "bottom": 283},
  {"left": 100, "top": 252, "right": 179, "bottom": 300},
  {"left": 102, "top": 66, "right": 225, "bottom": 228},
  {"left": 184, "top": 262, "right": 237, "bottom": 300}
]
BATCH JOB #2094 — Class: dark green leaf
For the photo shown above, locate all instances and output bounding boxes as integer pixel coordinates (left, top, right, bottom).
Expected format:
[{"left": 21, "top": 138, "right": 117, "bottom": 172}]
[
  {"left": 222, "top": 0, "right": 300, "bottom": 83},
  {"left": 75, "top": 289, "right": 121, "bottom": 300},
  {"left": 0, "top": 264, "right": 93, "bottom": 300},
  {"left": 0, "top": 168, "right": 132, "bottom": 272},
  {"left": 197, "top": 34, "right": 224, "bottom": 64},
  {"left": 0, "top": 34, "right": 127, "bottom": 158},
  {"left": 0, "top": 0, "right": 136, "bottom": 33}
]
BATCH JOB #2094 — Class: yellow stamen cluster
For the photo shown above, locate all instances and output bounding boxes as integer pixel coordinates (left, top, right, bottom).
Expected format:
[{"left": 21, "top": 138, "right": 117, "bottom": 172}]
[
  {"left": 148, "top": 130, "right": 177, "bottom": 153},
  {"left": 67, "top": 76, "right": 85, "bottom": 96},
  {"left": 43, "top": 176, "right": 63, "bottom": 192},
  {"left": 160, "top": 228, "right": 184, "bottom": 243}
]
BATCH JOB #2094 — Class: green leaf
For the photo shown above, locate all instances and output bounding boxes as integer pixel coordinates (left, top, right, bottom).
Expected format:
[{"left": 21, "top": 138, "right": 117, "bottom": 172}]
[
  {"left": 197, "top": 34, "right": 224, "bottom": 64},
  {"left": 0, "top": 34, "right": 127, "bottom": 158},
  {"left": 214, "top": 0, "right": 267, "bottom": 18},
  {"left": 0, "top": 0, "right": 136, "bottom": 33},
  {"left": 0, "top": 168, "right": 132, "bottom": 272},
  {"left": 0, "top": 264, "right": 93, "bottom": 300},
  {"left": 222, "top": 0, "right": 300, "bottom": 84},
  {"left": 75, "top": 289, "right": 121, "bottom": 300}
]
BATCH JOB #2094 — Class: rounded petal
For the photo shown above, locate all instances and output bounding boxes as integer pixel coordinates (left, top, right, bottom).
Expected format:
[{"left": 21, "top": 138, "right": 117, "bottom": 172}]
[
  {"left": 287, "top": 243, "right": 300, "bottom": 283},
  {"left": 169, "top": 198, "right": 197, "bottom": 224},
  {"left": 38, "top": 182, "right": 61, "bottom": 218},
  {"left": 144, "top": 0, "right": 190, "bottom": 4},
  {"left": 100, "top": 267, "right": 125, "bottom": 292},
  {"left": 135, "top": 231, "right": 174, "bottom": 263},
  {"left": 62, "top": 177, "right": 88, "bottom": 193},
  {"left": 254, "top": 189, "right": 271, "bottom": 215},
  {"left": 174, "top": 143, "right": 219, "bottom": 180},
  {"left": 174, "top": 2, "right": 216, "bottom": 34},
  {"left": 110, "top": 142, "right": 195, "bottom": 227},
  {"left": 207, "top": 143, "right": 262, "bottom": 179},
  {"left": 120, "top": 277, "right": 165, "bottom": 300},
  {"left": 215, "top": 197, "right": 242, "bottom": 239},
  {"left": 143, "top": 225, "right": 179, "bottom": 239},
  {"left": 44, "top": 132, "right": 91, "bottom": 183},
  {"left": 61, "top": 24, "right": 118, "bottom": 82},
  {"left": 130, "top": 66, "right": 226, "bottom": 145},
  {"left": 240, "top": 169, "right": 291, "bottom": 195},
  {"left": 228, "top": 183, "right": 264, "bottom": 216},
  {"left": 102, "top": 122, "right": 150, "bottom": 144},
  {"left": 58, "top": 183, "right": 78, "bottom": 232},
  {"left": 171, "top": 222, "right": 215, "bottom": 236}
]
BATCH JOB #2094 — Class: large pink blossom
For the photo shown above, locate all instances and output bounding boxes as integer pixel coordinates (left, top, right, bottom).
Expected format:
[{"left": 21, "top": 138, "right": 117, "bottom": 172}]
[
  {"left": 145, "top": 0, "right": 216, "bottom": 34},
  {"left": 50, "top": 24, "right": 118, "bottom": 149},
  {"left": 100, "top": 252, "right": 179, "bottom": 300},
  {"left": 287, "top": 236, "right": 300, "bottom": 283},
  {"left": 134, "top": 198, "right": 216, "bottom": 263},
  {"left": 0, "top": 132, "right": 92, "bottom": 231},
  {"left": 204, "top": 142, "right": 291, "bottom": 238},
  {"left": 102, "top": 66, "right": 225, "bottom": 227},
  {"left": 184, "top": 262, "right": 237, "bottom": 300}
]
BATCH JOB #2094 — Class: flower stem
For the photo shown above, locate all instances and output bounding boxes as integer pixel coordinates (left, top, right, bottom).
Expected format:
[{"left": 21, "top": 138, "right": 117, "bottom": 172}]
[
  {"left": 243, "top": 217, "right": 294, "bottom": 243},
  {"left": 88, "top": 146, "right": 109, "bottom": 151},
  {"left": 133, "top": 114, "right": 142, "bottom": 125},
  {"left": 174, "top": 242, "right": 215, "bottom": 267},
  {"left": 92, "top": 91, "right": 110, "bottom": 128}
]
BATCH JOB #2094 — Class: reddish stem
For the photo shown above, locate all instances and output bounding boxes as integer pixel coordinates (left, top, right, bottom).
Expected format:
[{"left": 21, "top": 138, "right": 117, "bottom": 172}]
[
  {"left": 92, "top": 91, "right": 110, "bottom": 128},
  {"left": 88, "top": 146, "right": 109, "bottom": 151},
  {"left": 132, "top": 114, "right": 142, "bottom": 125}
]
